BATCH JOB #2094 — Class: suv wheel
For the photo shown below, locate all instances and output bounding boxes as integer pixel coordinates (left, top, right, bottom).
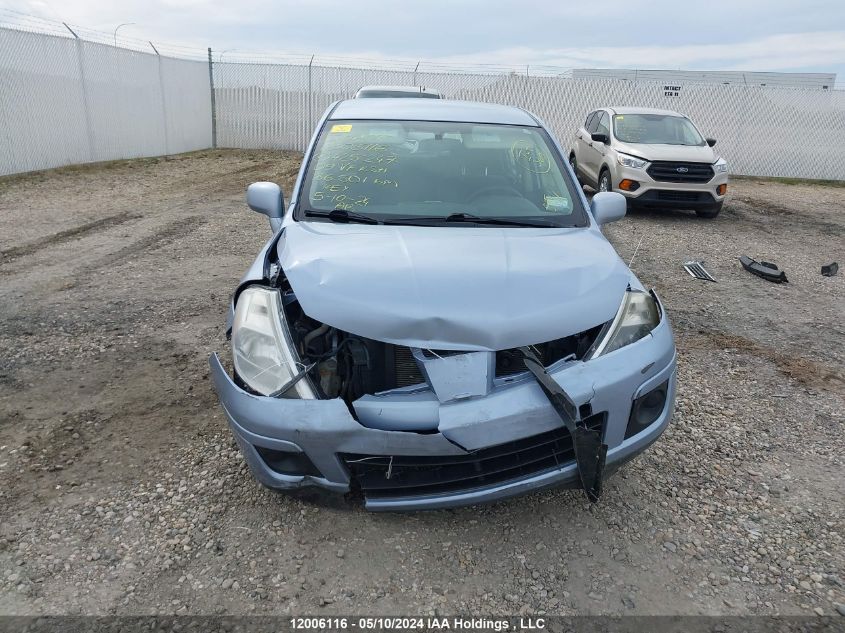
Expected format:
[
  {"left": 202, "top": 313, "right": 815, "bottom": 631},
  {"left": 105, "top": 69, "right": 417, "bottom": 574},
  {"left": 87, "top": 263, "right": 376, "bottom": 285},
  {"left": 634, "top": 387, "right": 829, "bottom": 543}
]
[
  {"left": 598, "top": 169, "right": 611, "bottom": 193},
  {"left": 696, "top": 202, "right": 723, "bottom": 219},
  {"left": 569, "top": 154, "right": 579, "bottom": 182}
]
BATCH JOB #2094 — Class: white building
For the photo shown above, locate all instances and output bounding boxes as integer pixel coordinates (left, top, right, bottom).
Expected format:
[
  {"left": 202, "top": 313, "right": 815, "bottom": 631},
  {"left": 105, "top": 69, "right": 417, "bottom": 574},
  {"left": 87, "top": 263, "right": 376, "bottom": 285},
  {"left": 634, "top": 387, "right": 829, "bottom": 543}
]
[{"left": 569, "top": 68, "right": 836, "bottom": 90}]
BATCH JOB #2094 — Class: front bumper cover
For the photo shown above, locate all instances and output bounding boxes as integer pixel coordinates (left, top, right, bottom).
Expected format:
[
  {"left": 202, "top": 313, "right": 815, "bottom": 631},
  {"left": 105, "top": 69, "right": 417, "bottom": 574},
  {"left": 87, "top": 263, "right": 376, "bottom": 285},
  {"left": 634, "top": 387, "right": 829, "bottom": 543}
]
[
  {"left": 613, "top": 163, "right": 728, "bottom": 208},
  {"left": 210, "top": 306, "right": 677, "bottom": 511}
]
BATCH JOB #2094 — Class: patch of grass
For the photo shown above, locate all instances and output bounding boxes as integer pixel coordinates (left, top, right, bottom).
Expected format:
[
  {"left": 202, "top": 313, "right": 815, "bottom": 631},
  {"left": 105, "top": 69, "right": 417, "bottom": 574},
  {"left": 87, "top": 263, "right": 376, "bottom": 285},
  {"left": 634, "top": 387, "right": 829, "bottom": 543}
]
[{"left": 732, "top": 175, "right": 845, "bottom": 188}]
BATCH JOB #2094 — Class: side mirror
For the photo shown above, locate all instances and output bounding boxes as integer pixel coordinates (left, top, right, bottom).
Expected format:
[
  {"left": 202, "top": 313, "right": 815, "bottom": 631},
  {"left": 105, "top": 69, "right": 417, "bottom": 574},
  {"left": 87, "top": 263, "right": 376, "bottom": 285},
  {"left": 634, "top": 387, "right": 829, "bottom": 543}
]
[
  {"left": 590, "top": 192, "right": 626, "bottom": 225},
  {"left": 247, "top": 182, "right": 284, "bottom": 232},
  {"left": 706, "top": 138, "right": 717, "bottom": 147},
  {"left": 591, "top": 133, "right": 609, "bottom": 144}
]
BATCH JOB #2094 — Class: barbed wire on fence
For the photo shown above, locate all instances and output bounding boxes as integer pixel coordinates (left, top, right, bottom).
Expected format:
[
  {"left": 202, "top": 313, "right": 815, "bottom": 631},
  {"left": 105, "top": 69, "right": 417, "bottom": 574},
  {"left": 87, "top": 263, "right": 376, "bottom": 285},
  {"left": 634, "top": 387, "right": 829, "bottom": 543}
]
[
  {"left": 1, "top": 8, "right": 842, "bottom": 87},
  {"left": 1, "top": 15, "right": 845, "bottom": 179}
]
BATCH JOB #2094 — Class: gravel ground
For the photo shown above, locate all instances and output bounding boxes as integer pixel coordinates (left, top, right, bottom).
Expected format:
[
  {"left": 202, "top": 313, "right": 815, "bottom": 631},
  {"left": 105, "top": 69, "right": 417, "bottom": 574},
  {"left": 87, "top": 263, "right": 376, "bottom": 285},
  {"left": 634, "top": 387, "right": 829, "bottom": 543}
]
[{"left": 0, "top": 150, "right": 843, "bottom": 617}]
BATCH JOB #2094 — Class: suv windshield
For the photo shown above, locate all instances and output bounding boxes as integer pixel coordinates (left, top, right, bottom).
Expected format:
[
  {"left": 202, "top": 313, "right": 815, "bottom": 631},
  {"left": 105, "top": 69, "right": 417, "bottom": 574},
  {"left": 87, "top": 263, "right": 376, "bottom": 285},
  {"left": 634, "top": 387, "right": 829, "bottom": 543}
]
[
  {"left": 299, "top": 120, "right": 586, "bottom": 227},
  {"left": 613, "top": 113, "right": 705, "bottom": 146}
]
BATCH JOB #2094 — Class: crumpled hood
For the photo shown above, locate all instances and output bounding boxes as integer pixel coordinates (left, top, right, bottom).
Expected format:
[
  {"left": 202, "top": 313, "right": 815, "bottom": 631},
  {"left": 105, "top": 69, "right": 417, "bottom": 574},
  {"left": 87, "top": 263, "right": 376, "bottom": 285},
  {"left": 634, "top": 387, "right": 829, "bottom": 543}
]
[
  {"left": 278, "top": 222, "right": 630, "bottom": 350},
  {"left": 614, "top": 141, "right": 717, "bottom": 163}
]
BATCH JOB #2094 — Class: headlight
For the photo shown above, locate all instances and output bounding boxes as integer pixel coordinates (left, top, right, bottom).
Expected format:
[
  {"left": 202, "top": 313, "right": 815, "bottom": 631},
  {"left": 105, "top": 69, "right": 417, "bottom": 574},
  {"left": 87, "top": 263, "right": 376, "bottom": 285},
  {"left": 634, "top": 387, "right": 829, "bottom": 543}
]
[
  {"left": 617, "top": 153, "right": 647, "bottom": 169},
  {"left": 713, "top": 158, "right": 728, "bottom": 173},
  {"left": 591, "top": 291, "right": 660, "bottom": 357},
  {"left": 231, "top": 286, "right": 314, "bottom": 398}
]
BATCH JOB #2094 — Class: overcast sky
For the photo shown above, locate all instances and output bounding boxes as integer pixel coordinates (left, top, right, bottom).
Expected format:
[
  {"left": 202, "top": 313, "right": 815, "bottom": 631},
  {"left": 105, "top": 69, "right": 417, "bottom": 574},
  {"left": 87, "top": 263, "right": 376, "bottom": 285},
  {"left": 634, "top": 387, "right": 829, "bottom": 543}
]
[{"left": 2, "top": 0, "right": 844, "bottom": 81}]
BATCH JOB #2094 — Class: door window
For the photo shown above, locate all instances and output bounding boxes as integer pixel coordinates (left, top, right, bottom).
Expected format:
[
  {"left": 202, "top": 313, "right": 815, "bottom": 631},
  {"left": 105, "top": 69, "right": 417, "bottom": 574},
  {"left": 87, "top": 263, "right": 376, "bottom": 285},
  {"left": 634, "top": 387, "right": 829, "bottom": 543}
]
[{"left": 595, "top": 112, "right": 610, "bottom": 137}]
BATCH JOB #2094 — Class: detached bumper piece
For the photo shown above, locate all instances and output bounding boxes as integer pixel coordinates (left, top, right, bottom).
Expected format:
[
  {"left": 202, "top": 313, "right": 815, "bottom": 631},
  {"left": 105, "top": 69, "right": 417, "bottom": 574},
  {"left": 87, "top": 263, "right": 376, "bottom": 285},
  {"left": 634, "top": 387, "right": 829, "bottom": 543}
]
[
  {"left": 739, "top": 256, "right": 788, "bottom": 283},
  {"left": 521, "top": 347, "right": 608, "bottom": 502}
]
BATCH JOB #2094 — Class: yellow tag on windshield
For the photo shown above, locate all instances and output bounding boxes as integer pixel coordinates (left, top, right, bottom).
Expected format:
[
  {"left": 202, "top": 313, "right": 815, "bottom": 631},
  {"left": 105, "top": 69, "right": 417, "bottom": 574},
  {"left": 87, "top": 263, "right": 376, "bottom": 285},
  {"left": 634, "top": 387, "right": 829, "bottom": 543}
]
[
  {"left": 615, "top": 115, "right": 624, "bottom": 120},
  {"left": 330, "top": 124, "right": 352, "bottom": 133}
]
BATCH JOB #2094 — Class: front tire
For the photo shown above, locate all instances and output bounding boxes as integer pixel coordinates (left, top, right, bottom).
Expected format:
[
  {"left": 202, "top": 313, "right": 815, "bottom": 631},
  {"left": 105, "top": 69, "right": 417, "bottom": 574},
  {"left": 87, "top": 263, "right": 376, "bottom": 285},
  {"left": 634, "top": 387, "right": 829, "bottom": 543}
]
[
  {"left": 598, "top": 168, "right": 611, "bottom": 193},
  {"left": 696, "top": 202, "right": 723, "bottom": 219},
  {"left": 568, "top": 154, "right": 580, "bottom": 183}
]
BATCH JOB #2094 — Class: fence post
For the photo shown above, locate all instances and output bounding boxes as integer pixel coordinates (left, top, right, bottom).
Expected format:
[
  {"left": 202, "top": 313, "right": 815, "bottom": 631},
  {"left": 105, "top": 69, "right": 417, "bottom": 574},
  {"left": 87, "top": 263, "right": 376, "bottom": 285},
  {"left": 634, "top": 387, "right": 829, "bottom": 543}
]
[
  {"left": 152, "top": 43, "right": 170, "bottom": 155},
  {"left": 413, "top": 61, "right": 420, "bottom": 86},
  {"left": 207, "top": 47, "right": 217, "bottom": 149},
  {"left": 65, "top": 23, "right": 96, "bottom": 162},
  {"left": 308, "top": 55, "right": 314, "bottom": 135}
]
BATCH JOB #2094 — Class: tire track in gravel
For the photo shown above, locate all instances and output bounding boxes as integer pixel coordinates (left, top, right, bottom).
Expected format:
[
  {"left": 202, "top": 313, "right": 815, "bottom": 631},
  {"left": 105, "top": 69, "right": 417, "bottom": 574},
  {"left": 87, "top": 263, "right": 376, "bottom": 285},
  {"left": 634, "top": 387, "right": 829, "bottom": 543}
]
[
  {"left": 82, "top": 215, "right": 207, "bottom": 272},
  {"left": 680, "top": 328, "right": 845, "bottom": 392},
  {"left": 0, "top": 213, "right": 142, "bottom": 264}
]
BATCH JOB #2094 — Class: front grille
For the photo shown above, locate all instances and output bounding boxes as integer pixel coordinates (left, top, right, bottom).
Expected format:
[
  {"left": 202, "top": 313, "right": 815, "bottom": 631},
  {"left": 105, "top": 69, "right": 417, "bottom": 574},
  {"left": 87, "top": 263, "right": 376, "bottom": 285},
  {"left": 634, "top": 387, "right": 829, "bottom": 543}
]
[
  {"left": 393, "top": 346, "right": 424, "bottom": 386},
  {"left": 656, "top": 190, "right": 704, "bottom": 202},
  {"left": 647, "top": 161, "right": 714, "bottom": 183},
  {"left": 495, "top": 326, "right": 604, "bottom": 378},
  {"left": 495, "top": 348, "right": 528, "bottom": 377},
  {"left": 341, "top": 413, "right": 606, "bottom": 499},
  {"left": 391, "top": 324, "right": 604, "bottom": 389}
]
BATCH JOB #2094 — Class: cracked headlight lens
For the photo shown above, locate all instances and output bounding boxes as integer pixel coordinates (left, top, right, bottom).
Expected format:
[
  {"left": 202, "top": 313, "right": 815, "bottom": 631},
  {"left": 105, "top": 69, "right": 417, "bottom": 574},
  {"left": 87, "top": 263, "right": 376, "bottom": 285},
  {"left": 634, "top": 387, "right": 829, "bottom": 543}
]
[
  {"left": 592, "top": 291, "right": 660, "bottom": 357},
  {"left": 231, "top": 286, "right": 313, "bottom": 398}
]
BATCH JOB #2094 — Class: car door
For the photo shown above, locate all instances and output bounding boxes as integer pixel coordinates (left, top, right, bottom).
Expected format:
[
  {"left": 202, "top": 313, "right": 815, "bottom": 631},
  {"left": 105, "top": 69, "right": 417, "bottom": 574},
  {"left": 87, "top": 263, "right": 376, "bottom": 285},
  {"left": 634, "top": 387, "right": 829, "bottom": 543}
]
[
  {"left": 573, "top": 111, "right": 596, "bottom": 178},
  {"left": 580, "top": 111, "right": 605, "bottom": 186},
  {"left": 584, "top": 111, "right": 610, "bottom": 186}
]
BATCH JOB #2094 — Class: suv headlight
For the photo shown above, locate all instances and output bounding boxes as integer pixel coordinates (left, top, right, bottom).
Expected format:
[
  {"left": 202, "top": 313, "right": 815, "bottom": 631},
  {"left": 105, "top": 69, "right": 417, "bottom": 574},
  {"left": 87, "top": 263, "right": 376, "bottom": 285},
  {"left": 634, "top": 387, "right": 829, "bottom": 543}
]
[
  {"left": 617, "top": 153, "right": 648, "bottom": 169},
  {"left": 591, "top": 291, "right": 660, "bottom": 358},
  {"left": 713, "top": 157, "right": 728, "bottom": 173},
  {"left": 231, "top": 286, "right": 314, "bottom": 398}
]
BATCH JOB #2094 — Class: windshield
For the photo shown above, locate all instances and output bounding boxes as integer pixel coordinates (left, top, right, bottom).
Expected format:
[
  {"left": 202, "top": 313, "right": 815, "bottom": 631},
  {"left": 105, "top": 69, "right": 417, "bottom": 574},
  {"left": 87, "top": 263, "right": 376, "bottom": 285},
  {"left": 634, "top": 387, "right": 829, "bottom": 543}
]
[
  {"left": 613, "top": 113, "right": 705, "bottom": 146},
  {"left": 298, "top": 120, "right": 586, "bottom": 227}
]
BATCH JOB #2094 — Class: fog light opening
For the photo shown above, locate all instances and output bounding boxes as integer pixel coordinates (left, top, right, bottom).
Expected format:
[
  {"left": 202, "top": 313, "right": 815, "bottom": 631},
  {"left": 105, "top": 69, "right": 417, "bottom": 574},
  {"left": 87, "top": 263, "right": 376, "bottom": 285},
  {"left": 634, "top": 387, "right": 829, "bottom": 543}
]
[
  {"left": 619, "top": 179, "right": 639, "bottom": 191},
  {"left": 717, "top": 184, "right": 727, "bottom": 196},
  {"left": 255, "top": 445, "right": 322, "bottom": 477},
  {"left": 626, "top": 380, "right": 669, "bottom": 439}
]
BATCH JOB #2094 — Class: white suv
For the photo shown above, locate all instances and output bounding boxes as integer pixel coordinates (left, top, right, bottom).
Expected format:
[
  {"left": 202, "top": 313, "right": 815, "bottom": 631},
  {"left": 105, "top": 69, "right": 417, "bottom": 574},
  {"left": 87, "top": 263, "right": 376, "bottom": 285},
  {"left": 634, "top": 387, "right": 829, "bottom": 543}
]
[{"left": 569, "top": 107, "right": 728, "bottom": 218}]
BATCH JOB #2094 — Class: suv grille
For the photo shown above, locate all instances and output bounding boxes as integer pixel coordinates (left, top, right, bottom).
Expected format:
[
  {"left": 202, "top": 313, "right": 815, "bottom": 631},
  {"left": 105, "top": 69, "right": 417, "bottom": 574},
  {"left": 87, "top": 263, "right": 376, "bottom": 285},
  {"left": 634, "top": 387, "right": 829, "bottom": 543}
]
[
  {"left": 647, "top": 161, "right": 714, "bottom": 183},
  {"left": 656, "top": 190, "right": 705, "bottom": 202},
  {"left": 341, "top": 413, "right": 606, "bottom": 499}
]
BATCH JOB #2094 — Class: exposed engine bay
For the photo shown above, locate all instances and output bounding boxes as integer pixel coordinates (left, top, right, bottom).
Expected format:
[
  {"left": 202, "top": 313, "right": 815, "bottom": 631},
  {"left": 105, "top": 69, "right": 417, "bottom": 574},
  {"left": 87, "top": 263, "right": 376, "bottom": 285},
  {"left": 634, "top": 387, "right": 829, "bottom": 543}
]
[{"left": 273, "top": 269, "right": 603, "bottom": 409}]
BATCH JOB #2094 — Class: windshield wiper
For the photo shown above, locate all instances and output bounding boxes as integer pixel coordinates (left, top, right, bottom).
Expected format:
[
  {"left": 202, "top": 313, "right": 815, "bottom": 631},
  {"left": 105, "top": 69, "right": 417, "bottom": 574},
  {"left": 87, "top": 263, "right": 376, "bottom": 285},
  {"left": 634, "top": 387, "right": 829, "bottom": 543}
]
[
  {"left": 303, "top": 208, "right": 382, "bottom": 224},
  {"left": 385, "top": 213, "right": 556, "bottom": 228}
]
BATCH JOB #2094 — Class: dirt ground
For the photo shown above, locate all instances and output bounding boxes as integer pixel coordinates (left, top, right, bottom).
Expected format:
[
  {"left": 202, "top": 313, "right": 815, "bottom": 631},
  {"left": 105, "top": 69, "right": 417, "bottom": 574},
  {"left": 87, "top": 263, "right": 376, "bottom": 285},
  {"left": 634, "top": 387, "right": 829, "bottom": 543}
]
[{"left": 0, "top": 150, "right": 843, "bottom": 617}]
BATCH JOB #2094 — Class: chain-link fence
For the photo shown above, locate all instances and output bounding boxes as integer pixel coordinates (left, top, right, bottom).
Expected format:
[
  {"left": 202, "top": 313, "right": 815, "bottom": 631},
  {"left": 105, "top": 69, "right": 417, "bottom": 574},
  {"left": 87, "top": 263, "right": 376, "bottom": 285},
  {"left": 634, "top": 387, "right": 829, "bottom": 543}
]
[
  {"left": 2, "top": 21, "right": 845, "bottom": 179},
  {"left": 0, "top": 27, "right": 211, "bottom": 176},
  {"left": 214, "top": 63, "right": 845, "bottom": 180}
]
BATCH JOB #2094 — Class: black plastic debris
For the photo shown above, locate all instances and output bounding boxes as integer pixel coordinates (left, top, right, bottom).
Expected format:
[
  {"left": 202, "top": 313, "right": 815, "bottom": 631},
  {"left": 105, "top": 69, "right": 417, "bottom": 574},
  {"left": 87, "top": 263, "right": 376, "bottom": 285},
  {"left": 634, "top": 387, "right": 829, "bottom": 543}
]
[
  {"left": 683, "top": 261, "right": 716, "bottom": 282},
  {"left": 520, "top": 346, "right": 607, "bottom": 502},
  {"left": 739, "top": 256, "right": 788, "bottom": 283},
  {"left": 821, "top": 262, "right": 839, "bottom": 277}
]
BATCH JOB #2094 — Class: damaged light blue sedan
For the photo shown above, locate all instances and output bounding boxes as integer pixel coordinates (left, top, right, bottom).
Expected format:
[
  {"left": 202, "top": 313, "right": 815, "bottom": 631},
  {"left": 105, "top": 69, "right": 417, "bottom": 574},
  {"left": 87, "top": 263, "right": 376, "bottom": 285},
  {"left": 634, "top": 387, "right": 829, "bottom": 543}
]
[{"left": 209, "top": 98, "right": 677, "bottom": 511}]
